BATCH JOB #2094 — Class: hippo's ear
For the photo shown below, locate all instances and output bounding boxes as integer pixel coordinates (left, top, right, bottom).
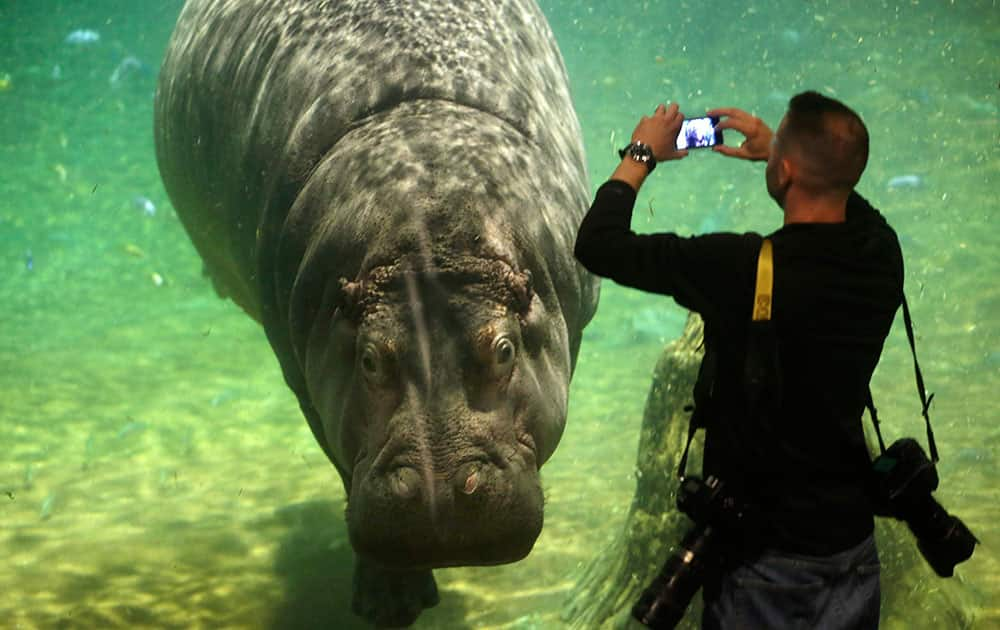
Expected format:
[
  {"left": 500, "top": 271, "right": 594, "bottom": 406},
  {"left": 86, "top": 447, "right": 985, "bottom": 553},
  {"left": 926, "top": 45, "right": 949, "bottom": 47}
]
[
  {"left": 334, "top": 277, "right": 364, "bottom": 322},
  {"left": 510, "top": 269, "right": 533, "bottom": 316}
]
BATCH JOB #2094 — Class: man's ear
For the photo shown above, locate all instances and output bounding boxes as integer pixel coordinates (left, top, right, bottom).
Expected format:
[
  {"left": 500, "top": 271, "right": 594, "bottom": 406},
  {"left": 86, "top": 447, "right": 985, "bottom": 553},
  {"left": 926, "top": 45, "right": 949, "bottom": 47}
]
[{"left": 779, "top": 156, "right": 796, "bottom": 189}]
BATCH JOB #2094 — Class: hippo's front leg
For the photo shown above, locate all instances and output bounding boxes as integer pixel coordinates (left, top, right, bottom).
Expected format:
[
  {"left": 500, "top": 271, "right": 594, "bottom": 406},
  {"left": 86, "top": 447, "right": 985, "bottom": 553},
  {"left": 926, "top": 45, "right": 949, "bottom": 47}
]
[{"left": 352, "top": 556, "right": 440, "bottom": 627}]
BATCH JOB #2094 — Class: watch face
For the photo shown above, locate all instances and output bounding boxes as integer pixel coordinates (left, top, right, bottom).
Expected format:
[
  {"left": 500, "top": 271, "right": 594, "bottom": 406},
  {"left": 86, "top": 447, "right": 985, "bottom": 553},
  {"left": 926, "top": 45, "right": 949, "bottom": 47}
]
[
  {"left": 619, "top": 142, "right": 655, "bottom": 172},
  {"left": 630, "top": 143, "right": 652, "bottom": 162},
  {"left": 626, "top": 142, "right": 656, "bottom": 172}
]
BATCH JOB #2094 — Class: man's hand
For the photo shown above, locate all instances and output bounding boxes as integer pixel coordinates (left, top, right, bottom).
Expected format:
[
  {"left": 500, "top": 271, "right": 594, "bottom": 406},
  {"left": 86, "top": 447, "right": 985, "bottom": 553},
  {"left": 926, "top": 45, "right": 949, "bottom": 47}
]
[
  {"left": 631, "top": 103, "right": 689, "bottom": 163},
  {"left": 611, "top": 103, "right": 689, "bottom": 191},
  {"left": 708, "top": 107, "right": 774, "bottom": 161}
]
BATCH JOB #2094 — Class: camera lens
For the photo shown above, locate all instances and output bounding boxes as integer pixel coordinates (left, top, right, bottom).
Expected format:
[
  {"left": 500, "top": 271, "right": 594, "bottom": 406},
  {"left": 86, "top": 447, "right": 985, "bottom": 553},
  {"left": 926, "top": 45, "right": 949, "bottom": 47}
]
[
  {"left": 904, "top": 496, "right": 979, "bottom": 577},
  {"left": 632, "top": 525, "right": 717, "bottom": 629}
]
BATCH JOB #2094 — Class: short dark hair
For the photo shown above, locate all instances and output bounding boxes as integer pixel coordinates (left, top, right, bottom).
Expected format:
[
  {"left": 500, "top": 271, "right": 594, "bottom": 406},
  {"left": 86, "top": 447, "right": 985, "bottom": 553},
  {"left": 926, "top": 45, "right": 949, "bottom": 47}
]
[{"left": 778, "top": 91, "right": 869, "bottom": 193}]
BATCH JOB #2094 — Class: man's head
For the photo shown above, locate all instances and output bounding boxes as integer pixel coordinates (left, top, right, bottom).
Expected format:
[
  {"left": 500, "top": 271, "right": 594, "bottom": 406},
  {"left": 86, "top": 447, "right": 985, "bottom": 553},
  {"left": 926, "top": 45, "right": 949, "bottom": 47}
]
[{"left": 766, "top": 91, "right": 869, "bottom": 209}]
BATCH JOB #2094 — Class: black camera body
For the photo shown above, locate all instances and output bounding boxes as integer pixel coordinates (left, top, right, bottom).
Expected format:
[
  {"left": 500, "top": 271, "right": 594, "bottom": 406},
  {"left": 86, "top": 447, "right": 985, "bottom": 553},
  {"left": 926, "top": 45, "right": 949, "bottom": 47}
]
[
  {"left": 870, "top": 438, "right": 978, "bottom": 577},
  {"left": 632, "top": 476, "right": 756, "bottom": 630}
]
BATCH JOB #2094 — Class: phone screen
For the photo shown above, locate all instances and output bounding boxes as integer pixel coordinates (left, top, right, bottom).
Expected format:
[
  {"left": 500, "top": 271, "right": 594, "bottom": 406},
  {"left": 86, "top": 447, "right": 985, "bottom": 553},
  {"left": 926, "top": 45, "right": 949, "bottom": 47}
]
[{"left": 676, "top": 116, "right": 723, "bottom": 150}]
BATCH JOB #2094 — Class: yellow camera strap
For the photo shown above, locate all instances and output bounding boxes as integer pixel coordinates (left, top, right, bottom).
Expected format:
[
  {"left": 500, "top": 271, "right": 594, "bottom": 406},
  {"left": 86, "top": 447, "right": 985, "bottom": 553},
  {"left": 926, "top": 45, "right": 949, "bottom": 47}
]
[{"left": 752, "top": 239, "right": 773, "bottom": 321}]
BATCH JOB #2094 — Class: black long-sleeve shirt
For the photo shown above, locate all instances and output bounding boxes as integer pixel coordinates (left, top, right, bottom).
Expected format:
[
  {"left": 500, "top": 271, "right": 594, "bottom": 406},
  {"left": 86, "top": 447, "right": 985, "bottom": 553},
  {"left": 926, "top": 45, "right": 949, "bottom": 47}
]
[{"left": 575, "top": 179, "right": 904, "bottom": 555}]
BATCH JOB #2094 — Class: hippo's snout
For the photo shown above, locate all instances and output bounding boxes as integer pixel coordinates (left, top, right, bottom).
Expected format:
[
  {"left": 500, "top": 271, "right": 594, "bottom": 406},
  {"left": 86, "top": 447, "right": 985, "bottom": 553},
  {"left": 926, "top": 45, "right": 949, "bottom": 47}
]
[{"left": 347, "top": 445, "right": 543, "bottom": 569}]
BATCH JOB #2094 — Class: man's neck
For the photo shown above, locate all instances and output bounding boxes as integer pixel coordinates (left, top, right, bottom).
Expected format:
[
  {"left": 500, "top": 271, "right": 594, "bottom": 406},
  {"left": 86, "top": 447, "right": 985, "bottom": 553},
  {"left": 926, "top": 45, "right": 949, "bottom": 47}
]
[{"left": 782, "top": 187, "right": 848, "bottom": 225}]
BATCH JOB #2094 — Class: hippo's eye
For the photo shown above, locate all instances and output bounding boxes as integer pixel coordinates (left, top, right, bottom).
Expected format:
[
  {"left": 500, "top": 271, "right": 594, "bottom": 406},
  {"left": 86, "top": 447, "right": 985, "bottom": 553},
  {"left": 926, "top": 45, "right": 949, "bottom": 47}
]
[
  {"left": 361, "top": 344, "right": 381, "bottom": 380},
  {"left": 492, "top": 335, "right": 516, "bottom": 373}
]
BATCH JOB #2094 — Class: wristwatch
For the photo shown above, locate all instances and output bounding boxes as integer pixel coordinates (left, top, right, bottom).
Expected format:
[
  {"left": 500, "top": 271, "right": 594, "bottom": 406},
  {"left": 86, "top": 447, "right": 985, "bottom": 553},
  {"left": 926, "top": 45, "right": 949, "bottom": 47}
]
[{"left": 619, "top": 141, "right": 657, "bottom": 173}]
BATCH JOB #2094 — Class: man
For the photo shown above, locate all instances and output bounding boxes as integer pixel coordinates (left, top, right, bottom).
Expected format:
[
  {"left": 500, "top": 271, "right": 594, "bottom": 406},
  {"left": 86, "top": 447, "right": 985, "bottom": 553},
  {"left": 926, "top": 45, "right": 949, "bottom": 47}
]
[{"left": 574, "top": 92, "right": 903, "bottom": 628}]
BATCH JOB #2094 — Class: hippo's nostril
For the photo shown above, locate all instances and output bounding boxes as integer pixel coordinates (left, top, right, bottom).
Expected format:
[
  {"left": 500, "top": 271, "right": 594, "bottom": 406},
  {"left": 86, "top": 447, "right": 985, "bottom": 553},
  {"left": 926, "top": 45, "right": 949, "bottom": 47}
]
[
  {"left": 462, "top": 470, "right": 479, "bottom": 495},
  {"left": 389, "top": 466, "right": 421, "bottom": 499},
  {"left": 456, "top": 461, "right": 482, "bottom": 496}
]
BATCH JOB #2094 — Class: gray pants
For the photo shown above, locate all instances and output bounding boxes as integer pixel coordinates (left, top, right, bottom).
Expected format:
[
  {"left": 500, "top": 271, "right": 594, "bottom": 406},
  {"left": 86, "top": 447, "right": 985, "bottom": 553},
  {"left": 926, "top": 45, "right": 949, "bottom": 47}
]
[{"left": 703, "top": 534, "right": 881, "bottom": 629}]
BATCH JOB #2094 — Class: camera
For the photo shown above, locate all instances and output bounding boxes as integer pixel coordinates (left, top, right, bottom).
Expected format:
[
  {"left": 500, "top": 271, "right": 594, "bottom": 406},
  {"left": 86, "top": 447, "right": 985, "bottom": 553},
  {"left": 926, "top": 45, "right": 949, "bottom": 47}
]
[
  {"left": 632, "top": 476, "right": 755, "bottom": 629},
  {"left": 870, "top": 438, "right": 978, "bottom": 577}
]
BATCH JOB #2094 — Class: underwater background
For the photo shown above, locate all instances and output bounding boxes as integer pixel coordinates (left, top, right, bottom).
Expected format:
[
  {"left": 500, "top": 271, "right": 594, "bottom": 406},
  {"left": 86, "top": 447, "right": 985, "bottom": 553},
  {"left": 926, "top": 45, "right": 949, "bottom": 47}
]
[{"left": 1, "top": 0, "right": 996, "bottom": 627}]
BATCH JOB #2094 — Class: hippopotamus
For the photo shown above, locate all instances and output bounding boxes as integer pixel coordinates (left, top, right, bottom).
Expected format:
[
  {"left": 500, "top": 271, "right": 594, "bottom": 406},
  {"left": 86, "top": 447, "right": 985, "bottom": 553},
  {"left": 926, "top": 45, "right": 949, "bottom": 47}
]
[{"left": 154, "top": 0, "right": 598, "bottom": 625}]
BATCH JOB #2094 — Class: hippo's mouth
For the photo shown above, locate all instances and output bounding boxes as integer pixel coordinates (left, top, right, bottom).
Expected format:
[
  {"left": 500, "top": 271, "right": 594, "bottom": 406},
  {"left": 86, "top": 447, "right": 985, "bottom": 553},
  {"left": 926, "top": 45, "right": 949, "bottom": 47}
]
[{"left": 345, "top": 434, "right": 544, "bottom": 569}]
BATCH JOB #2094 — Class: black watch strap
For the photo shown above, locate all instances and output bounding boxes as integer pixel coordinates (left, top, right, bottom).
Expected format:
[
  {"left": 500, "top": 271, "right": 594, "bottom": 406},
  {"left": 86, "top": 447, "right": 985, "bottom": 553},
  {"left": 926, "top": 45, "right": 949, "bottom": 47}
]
[{"left": 619, "top": 141, "right": 657, "bottom": 173}]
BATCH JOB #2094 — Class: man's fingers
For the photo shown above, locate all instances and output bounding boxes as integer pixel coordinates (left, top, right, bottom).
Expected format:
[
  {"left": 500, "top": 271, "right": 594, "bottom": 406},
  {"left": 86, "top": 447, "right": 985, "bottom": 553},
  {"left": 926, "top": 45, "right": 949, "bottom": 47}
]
[
  {"left": 712, "top": 144, "right": 744, "bottom": 159},
  {"left": 707, "top": 107, "right": 752, "bottom": 130},
  {"left": 712, "top": 117, "right": 739, "bottom": 131},
  {"left": 715, "top": 120, "right": 753, "bottom": 138},
  {"left": 706, "top": 106, "right": 741, "bottom": 117}
]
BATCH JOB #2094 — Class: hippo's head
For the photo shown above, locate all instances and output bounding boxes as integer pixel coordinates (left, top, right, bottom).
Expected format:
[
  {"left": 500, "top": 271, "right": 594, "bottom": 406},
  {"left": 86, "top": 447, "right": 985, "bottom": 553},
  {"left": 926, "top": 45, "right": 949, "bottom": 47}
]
[{"left": 297, "top": 251, "right": 571, "bottom": 569}]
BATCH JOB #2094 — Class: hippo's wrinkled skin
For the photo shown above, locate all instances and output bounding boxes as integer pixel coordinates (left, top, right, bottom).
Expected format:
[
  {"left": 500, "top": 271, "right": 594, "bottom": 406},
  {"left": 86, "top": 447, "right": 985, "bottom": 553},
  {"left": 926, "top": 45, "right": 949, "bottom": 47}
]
[{"left": 155, "top": 0, "right": 598, "bottom": 624}]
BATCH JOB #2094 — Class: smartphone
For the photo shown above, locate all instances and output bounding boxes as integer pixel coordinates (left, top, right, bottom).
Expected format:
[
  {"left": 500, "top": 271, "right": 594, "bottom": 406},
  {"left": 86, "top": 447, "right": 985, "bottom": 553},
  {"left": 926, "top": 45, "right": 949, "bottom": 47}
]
[{"left": 676, "top": 115, "right": 723, "bottom": 150}]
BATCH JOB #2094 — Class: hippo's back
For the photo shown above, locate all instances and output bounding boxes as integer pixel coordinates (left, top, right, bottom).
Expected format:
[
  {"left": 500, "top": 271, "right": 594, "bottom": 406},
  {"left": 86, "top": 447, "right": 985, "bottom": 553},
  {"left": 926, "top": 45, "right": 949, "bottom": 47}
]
[{"left": 155, "top": 0, "right": 588, "bottom": 322}]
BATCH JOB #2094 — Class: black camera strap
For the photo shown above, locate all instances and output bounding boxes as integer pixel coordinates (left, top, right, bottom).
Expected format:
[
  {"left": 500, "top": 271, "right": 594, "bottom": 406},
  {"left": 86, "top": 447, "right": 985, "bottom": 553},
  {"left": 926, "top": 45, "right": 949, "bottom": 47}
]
[
  {"left": 864, "top": 389, "right": 887, "bottom": 453},
  {"left": 866, "top": 296, "right": 939, "bottom": 462},
  {"left": 678, "top": 349, "right": 715, "bottom": 479}
]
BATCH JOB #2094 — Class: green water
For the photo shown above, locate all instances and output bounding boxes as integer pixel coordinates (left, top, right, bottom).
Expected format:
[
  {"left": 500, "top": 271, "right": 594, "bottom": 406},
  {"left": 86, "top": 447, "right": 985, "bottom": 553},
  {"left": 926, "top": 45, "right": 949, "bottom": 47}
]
[{"left": 1, "top": 0, "right": 996, "bottom": 628}]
